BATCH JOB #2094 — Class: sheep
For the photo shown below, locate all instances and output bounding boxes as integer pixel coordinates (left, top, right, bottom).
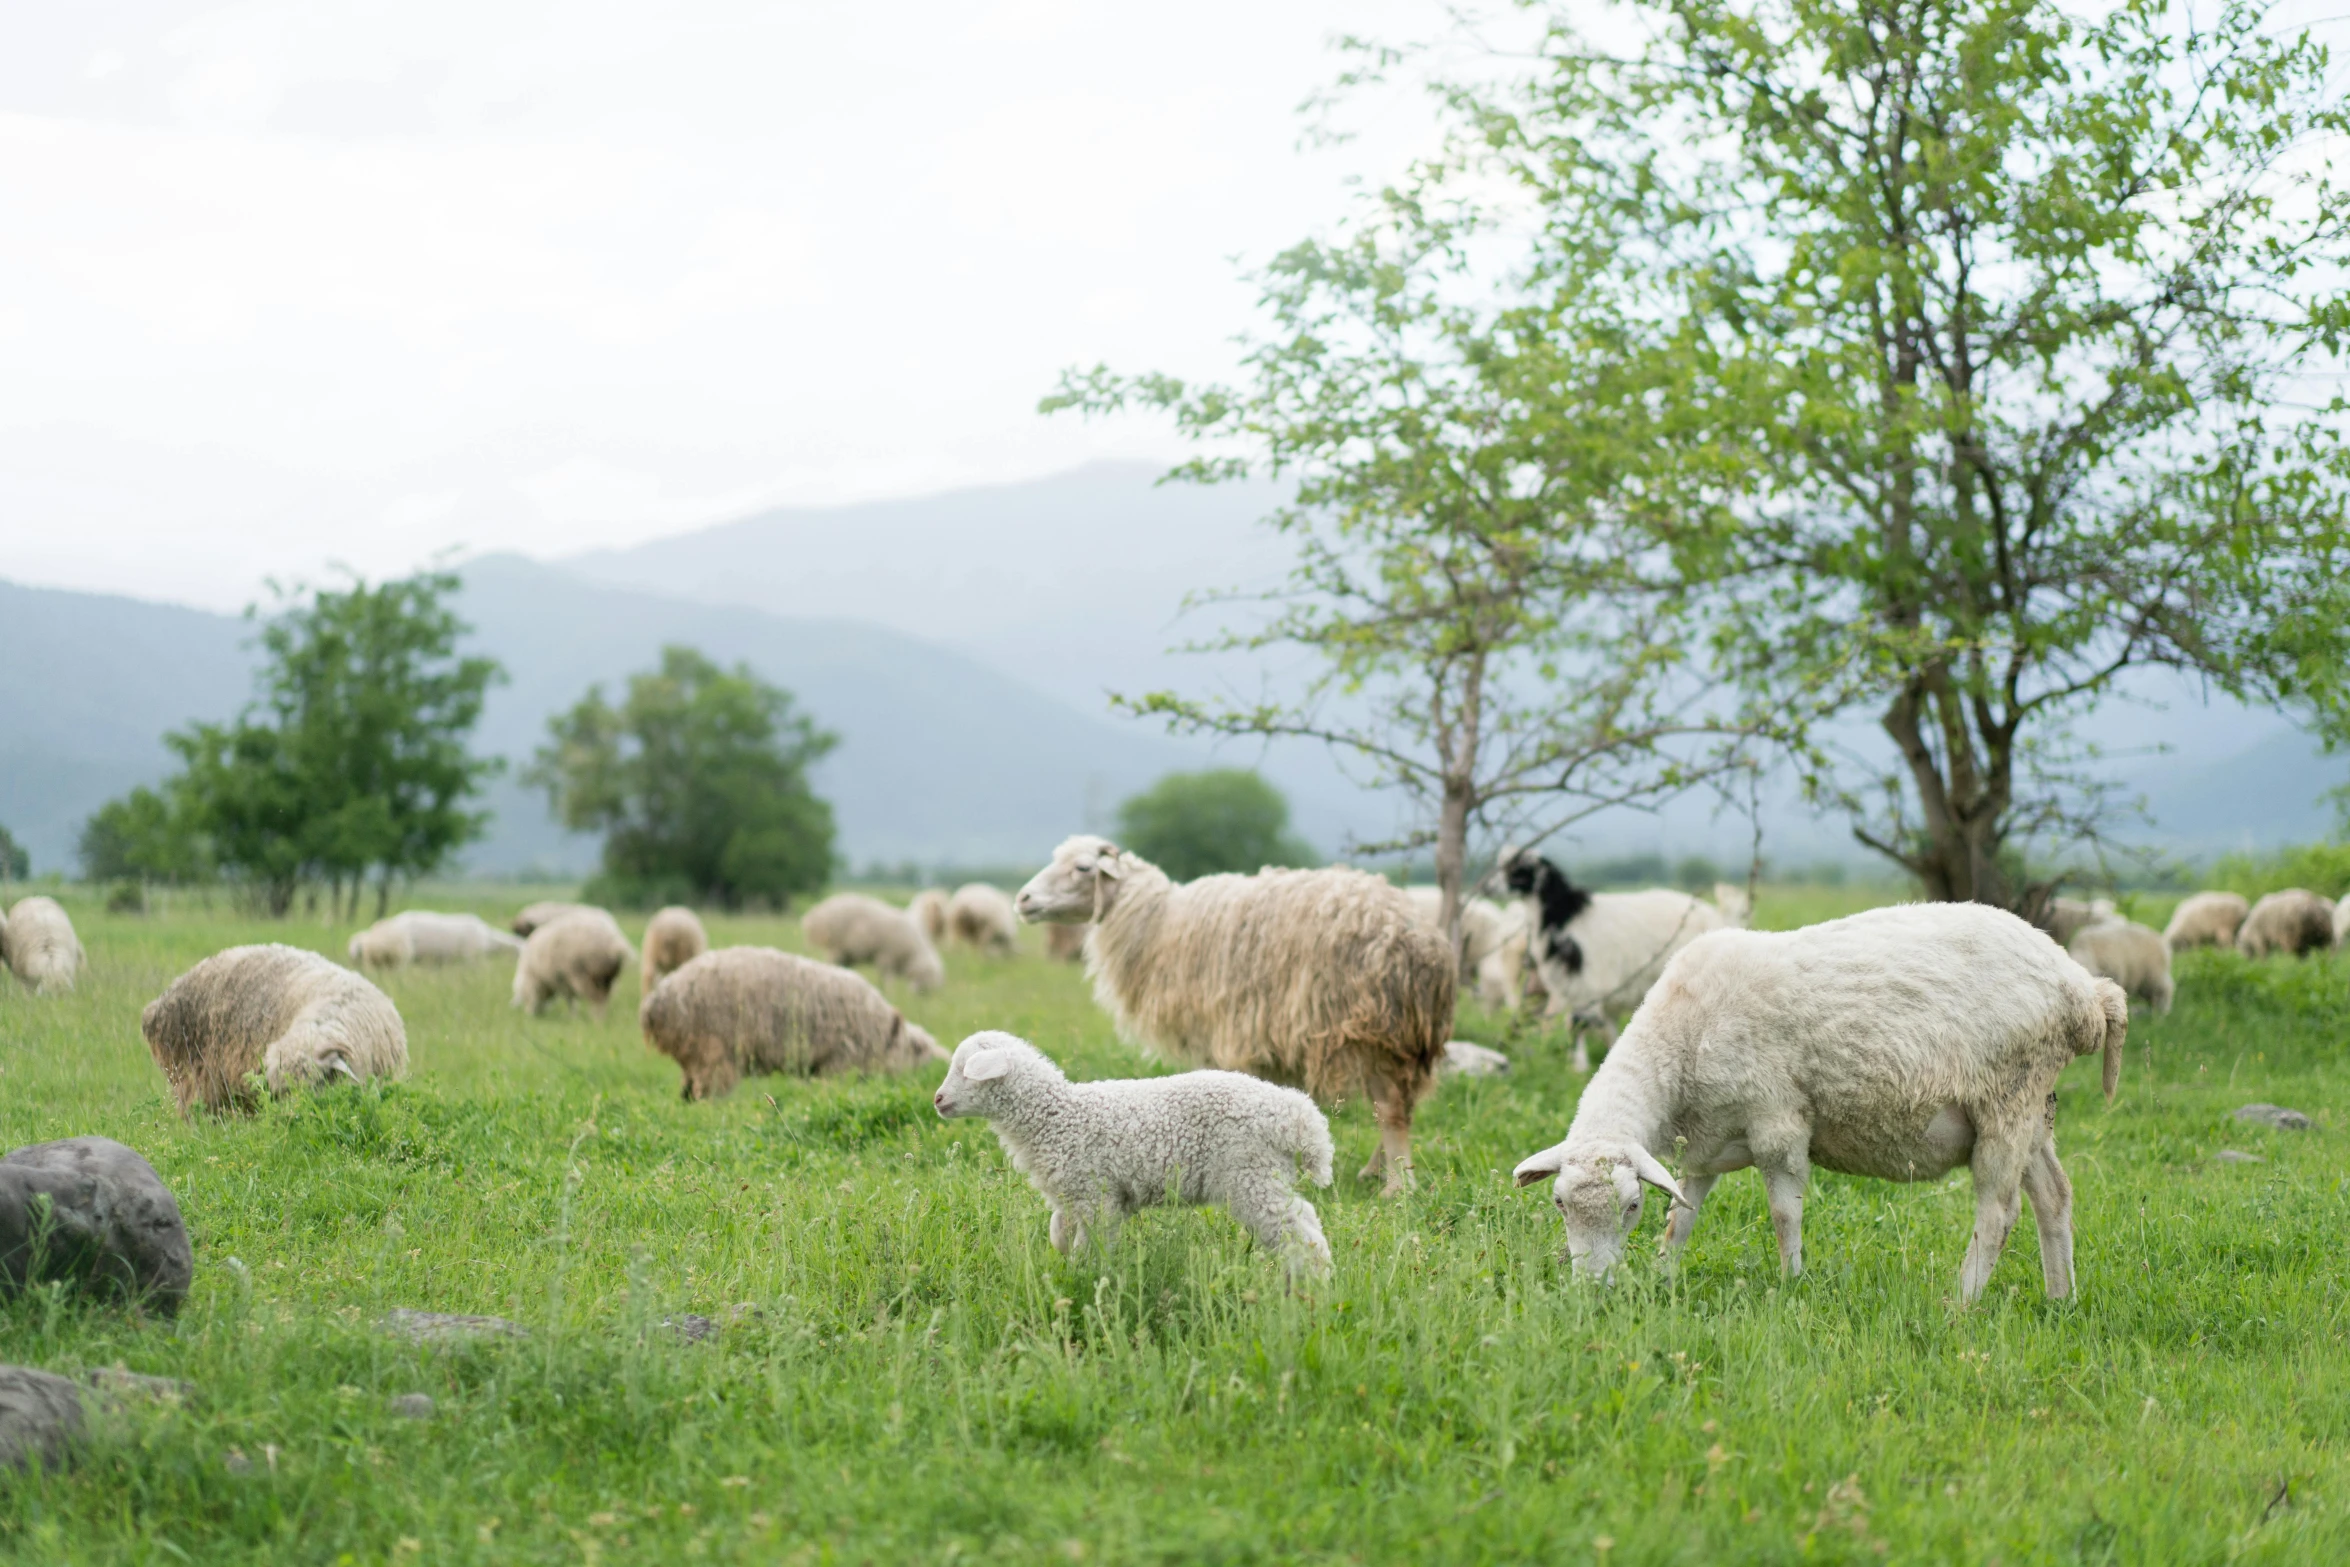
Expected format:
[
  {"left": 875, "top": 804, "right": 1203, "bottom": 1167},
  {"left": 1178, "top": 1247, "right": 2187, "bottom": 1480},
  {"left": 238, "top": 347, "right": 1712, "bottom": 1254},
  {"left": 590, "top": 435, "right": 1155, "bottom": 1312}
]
[
  {"left": 2048, "top": 897, "right": 2118, "bottom": 946},
  {"left": 1496, "top": 849, "right": 1737, "bottom": 1071},
  {"left": 141, "top": 944, "right": 409, "bottom": 1115},
  {"left": 346, "top": 911, "right": 524, "bottom": 969},
  {"left": 932, "top": 1030, "right": 1333, "bottom": 1279},
  {"left": 907, "top": 889, "right": 950, "bottom": 943},
  {"left": 1511, "top": 902, "right": 2128, "bottom": 1303},
  {"left": 641, "top": 906, "right": 709, "bottom": 991},
  {"left": 640, "top": 946, "right": 944, "bottom": 1099},
  {"left": 512, "top": 910, "right": 636, "bottom": 1017},
  {"left": 2164, "top": 891, "right": 2249, "bottom": 952},
  {"left": 2237, "top": 889, "right": 2336, "bottom": 959},
  {"left": 947, "top": 882, "right": 1020, "bottom": 954},
  {"left": 800, "top": 893, "right": 945, "bottom": 992},
  {"left": 1045, "top": 921, "right": 1089, "bottom": 963},
  {"left": 1014, "top": 834, "right": 1454, "bottom": 1195},
  {"left": 1403, "top": 888, "right": 1517, "bottom": 986},
  {"left": 510, "top": 900, "right": 610, "bottom": 938},
  {"left": 2068, "top": 918, "right": 2174, "bottom": 1015},
  {"left": 1, "top": 896, "right": 83, "bottom": 995},
  {"left": 1475, "top": 902, "right": 1533, "bottom": 1012}
]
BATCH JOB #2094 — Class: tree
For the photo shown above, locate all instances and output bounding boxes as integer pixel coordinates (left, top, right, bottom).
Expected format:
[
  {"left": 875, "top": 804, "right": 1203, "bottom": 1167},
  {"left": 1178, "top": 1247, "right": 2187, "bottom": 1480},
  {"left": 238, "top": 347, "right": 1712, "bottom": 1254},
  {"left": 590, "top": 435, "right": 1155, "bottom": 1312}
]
[
  {"left": 1451, "top": 0, "right": 2350, "bottom": 906},
  {"left": 78, "top": 786, "right": 210, "bottom": 886},
  {"left": 1047, "top": 210, "right": 1762, "bottom": 947},
  {"left": 169, "top": 569, "right": 503, "bottom": 916},
  {"left": 527, "top": 646, "right": 838, "bottom": 908},
  {"left": 1115, "top": 769, "right": 1317, "bottom": 881},
  {"left": 0, "top": 823, "right": 26, "bottom": 882}
]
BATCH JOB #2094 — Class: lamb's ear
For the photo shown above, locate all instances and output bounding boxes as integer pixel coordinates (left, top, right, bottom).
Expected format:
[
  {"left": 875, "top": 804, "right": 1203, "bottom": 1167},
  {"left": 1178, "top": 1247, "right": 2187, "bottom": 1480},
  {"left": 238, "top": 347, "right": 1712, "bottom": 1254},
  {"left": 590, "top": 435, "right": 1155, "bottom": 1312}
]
[
  {"left": 1095, "top": 850, "right": 1122, "bottom": 880},
  {"left": 1513, "top": 1143, "right": 1569, "bottom": 1188},
  {"left": 960, "top": 1048, "right": 1013, "bottom": 1082},
  {"left": 1628, "top": 1146, "right": 1689, "bottom": 1209}
]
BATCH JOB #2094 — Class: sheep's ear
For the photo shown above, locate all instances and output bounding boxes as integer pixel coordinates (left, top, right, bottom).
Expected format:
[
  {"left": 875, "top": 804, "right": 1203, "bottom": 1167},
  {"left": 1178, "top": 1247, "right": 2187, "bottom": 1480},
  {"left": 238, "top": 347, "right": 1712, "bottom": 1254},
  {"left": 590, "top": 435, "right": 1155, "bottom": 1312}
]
[
  {"left": 1096, "top": 850, "right": 1122, "bottom": 881},
  {"left": 1512, "top": 1144, "right": 1568, "bottom": 1188},
  {"left": 1629, "top": 1146, "right": 1689, "bottom": 1209},
  {"left": 960, "top": 1048, "right": 1013, "bottom": 1082}
]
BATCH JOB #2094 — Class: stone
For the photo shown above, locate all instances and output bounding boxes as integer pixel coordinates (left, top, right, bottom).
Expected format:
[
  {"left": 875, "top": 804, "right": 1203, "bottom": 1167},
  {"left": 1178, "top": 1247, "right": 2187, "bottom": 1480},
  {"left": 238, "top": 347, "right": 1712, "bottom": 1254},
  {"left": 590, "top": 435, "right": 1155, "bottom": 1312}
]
[
  {"left": 0, "top": 1138, "right": 193, "bottom": 1314},
  {"left": 386, "top": 1393, "right": 436, "bottom": 1420},
  {"left": 2215, "top": 1149, "right": 2264, "bottom": 1164},
  {"left": 82, "top": 1366, "right": 195, "bottom": 1407},
  {"left": 0, "top": 1365, "right": 86, "bottom": 1472},
  {"left": 662, "top": 1314, "right": 719, "bottom": 1343},
  {"left": 379, "top": 1309, "right": 528, "bottom": 1346},
  {"left": 2234, "top": 1104, "right": 2314, "bottom": 1132},
  {"left": 1440, "top": 1041, "right": 1511, "bottom": 1078}
]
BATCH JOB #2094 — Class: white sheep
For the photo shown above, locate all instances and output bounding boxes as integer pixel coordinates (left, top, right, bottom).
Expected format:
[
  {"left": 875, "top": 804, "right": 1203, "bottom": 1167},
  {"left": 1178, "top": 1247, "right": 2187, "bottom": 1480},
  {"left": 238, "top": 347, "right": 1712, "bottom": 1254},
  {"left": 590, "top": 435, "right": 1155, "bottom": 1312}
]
[
  {"left": 1403, "top": 888, "right": 1516, "bottom": 987},
  {"left": 2048, "top": 896, "right": 2118, "bottom": 946},
  {"left": 1015, "top": 835, "right": 1454, "bottom": 1195},
  {"left": 801, "top": 893, "right": 946, "bottom": 991},
  {"left": 932, "top": 1031, "right": 1334, "bottom": 1279},
  {"left": 640, "top": 906, "right": 710, "bottom": 991},
  {"left": 1497, "top": 850, "right": 1737, "bottom": 1070},
  {"left": 510, "top": 900, "right": 609, "bottom": 938},
  {"left": 2237, "top": 889, "right": 2336, "bottom": 959},
  {"left": 907, "top": 889, "right": 950, "bottom": 943},
  {"left": 947, "top": 882, "right": 1020, "bottom": 954},
  {"left": 1474, "top": 902, "right": 1533, "bottom": 1012},
  {"left": 1, "top": 896, "right": 84, "bottom": 995},
  {"left": 347, "top": 911, "right": 524, "bottom": 969},
  {"left": 141, "top": 944, "right": 410, "bottom": 1114},
  {"left": 642, "top": 947, "right": 944, "bottom": 1099},
  {"left": 2164, "top": 891, "right": 2249, "bottom": 952},
  {"left": 2068, "top": 918, "right": 2174, "bottom": 1015},
  {"left": 512, "top": 910, "right": 636, "bottom": 1017},
  {"left": 1511, "top": 902, "right": 2128, "bottom": 1303}
]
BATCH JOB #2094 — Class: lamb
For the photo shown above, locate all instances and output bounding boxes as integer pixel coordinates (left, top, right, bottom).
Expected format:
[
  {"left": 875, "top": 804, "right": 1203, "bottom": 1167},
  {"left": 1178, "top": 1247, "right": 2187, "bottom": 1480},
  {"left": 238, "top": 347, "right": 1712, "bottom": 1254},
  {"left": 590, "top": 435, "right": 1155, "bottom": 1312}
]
[
  {"left": 141, "top": 944, "right": 410, "bottom": 1114},
  {"left": 640, "top": 946, "right": 944, "bottom": 1099},
  {"left": 2164, "top": 891, "right": 2249, "bottom": 952},
  {"left": 1014, "top": 834, "right": 1454, "bottom": 1194},
  {"left": 947, "top": 882, "right": 1020, "bottom": 954},
  {"left": 510, "top": 900, "right": 610, "bottom": 938},
  {"left": 511, "top": 910, "right": 636, "bottom": 1017},
  {"left": 2068, "top": 918, "right": 2174, "bottom": 1015},
  {"left": 1045, "top": 921, "right": 1090, "bottom": 963},
  {"left": 907, "top": 888, "right": 950, "bottom": 943},
  {"left": 1511, "top": 902, "right": 2128, "bottom": 1303},
  {"left": 800, "top": 893, "right": 945, "bottom": 992},
  {"left": 932, "top": 1030, "right": 1333, "bottom": 1279},
  {"left": 1, "top": 896, "right": 83, "bottom": 995},
  {"left": 640, "top": 906, "right": 709, "bottom": 991},
  {"left": 1497, "top": 849, "right": 1738, "bottom": 1070},
  {"left": 2048, "top": 897, "right": 2118, "bottom": 946},
  {"left": 2236, "top": 889, "right": 2336, "bottom": 959},
  {"left": 346, "top": 911, "right": 524, "bottom": 969}
]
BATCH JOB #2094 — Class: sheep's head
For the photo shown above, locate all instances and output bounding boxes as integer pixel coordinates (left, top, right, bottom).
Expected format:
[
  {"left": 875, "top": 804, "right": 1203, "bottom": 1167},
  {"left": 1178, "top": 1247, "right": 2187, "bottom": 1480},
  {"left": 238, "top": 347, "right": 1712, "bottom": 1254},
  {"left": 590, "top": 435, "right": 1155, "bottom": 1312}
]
[
  {"left": 932, "top": 1030, "right": 1056, "bottom": 1118},
  {"left": 1512, "top": 1140, "right": 1685, "bottom": 1282},
  {"left": 1015, "top": 835, "right": 1130, "bottom": 925}
]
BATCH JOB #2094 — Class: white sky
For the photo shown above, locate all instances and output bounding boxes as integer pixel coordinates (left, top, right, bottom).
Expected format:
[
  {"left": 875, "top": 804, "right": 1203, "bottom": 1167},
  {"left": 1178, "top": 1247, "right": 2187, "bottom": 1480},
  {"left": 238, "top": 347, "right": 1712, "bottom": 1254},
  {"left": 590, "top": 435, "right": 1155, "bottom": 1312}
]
[{"left": 0, "top": 0, "right": 1447, "bottom": 611}]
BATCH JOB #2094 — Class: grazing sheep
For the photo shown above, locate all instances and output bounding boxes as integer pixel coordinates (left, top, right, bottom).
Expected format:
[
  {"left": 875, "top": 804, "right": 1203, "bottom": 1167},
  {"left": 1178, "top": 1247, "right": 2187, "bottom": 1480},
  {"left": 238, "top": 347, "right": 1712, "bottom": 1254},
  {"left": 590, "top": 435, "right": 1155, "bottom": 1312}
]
[
  {"left": 347, "top": 911, "right": 524, "bottom": 969},
  {"left": 1511, "top": 902, "right": 2127, "bottom": 1303},
  {"left": 641, "top": 906, "right": 709, "bottom": 991},
  {"left": 141, "top": 945, "right": 409, "bottom": 1114},
  {"left": 2048, "top": 897, "right": 2118, "bottom": 946},
  {"left": 510, "top": 900, "right": 609, "bottom": 938},
  {"left": 948, "top": 882, "right": 1020, "bottom": 954},
  {"left": 2237, "top": 889, "right": 2336, "bottom": 959},
  {"left": 640, "top": 946, "right": 944, "bottom": 1100},
  {"left": 932, "top": 1031, "right": 1333, "bottom": 1279},
  {"left": 2069, "top": 918, "right": 2174, "bottom": 1015},
  {"left": 1014, "top": 835, "right": 1454, "bottom": 1195},
  {"left": 1474, "top": 902, "right": 1533, "bottom": 1012},
  {"left": 1, "top": 897, "right": 83, "bottom": 995},
  {"left": 512, "top": 911, "right": 635, "bottom": 1017},
  {"left": 1497, "top": 849, "right": 1736, "bottom": 1070},
  {"left": 800, "top": 893, "right": 945, "bottom": 992},
  {"left": 1045, "top": 921, "right": 1089, "bottom": 963},
  {"left": 908, "top": 888, "right": 950, "bottom": 943},
  {"left": 2164, "top": 891, "right": 2250, "bottom": 952}
]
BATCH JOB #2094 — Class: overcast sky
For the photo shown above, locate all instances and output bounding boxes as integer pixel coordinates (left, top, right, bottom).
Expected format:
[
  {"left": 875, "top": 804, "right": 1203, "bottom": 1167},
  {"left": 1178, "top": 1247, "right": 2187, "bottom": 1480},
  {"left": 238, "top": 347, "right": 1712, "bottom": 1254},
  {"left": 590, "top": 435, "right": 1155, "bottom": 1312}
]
[{"left": 0, "top": 0, "right": 1444, "bottom": 611}]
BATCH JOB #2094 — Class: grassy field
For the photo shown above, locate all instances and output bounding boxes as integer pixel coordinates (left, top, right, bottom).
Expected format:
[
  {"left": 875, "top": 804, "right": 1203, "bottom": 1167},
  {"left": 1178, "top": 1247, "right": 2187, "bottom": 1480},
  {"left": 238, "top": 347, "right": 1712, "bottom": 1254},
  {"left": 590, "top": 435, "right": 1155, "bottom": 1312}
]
[{"left": 0, "top": 882, "right": 2343, "bottom": 1564}]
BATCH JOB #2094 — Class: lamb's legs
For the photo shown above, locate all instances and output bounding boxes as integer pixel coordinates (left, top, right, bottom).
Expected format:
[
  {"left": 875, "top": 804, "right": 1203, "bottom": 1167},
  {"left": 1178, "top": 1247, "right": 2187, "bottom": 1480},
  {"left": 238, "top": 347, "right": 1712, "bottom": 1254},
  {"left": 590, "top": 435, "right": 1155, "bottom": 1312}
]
[
  {"left": 1958, "top": 1126, "right": 2037, "bottom": 1304},
  {"left": 1049, "top": 1208, "right": 1087, "bottom": 1256},
  {"left": 2019, "top": 1136, "right": 2076, "bottom": 1300},
  {"left": 1234, "top": 1190, "right": 1332, "bottom": 1282},
  {"left": 1759, "top": 1162, "right": 1809, "bottom": 1277},
  {"left": 1657, "top": 1172, "right": 1720, "bottom": 1263}
]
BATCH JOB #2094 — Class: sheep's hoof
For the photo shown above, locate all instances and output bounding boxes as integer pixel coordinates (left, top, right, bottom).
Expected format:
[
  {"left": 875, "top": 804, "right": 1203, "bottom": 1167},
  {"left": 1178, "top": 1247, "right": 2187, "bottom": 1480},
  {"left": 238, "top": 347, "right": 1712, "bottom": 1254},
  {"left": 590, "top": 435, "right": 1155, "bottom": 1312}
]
[{"left": 1378, "top": 1170, "right": 1416, "bottom": 1198}]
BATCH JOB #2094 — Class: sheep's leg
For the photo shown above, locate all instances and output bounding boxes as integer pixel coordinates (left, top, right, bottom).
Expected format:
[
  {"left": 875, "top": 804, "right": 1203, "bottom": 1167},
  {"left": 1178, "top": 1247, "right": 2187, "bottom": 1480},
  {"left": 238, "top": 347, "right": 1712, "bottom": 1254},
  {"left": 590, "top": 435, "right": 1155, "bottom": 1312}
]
[
  {"left": 1758, "top": 1160, "right": 1809, "bottom": 1278},
  {"left": 1657, "top": 1172, "right": 1720, "bottom": 1263},
  {"left": 1569, "top": 1010, "right": 1616, "bottom": 1074},
  {"left": 1049, "top": 1208, "right": 1081, "bottom": 1256},
  {"left": 1233, "top": 1187, "right": 1331, "bottom": 1283},
  {"left": 1957, "top": 1125, "right": 2036, "bottom": 1304},
  {"left": 2019, "top": 1136, "right": 2076, "bottom": 1300},
  {"left": 1366, "top": 1081, "right": 1416, "bottom": 1196}
]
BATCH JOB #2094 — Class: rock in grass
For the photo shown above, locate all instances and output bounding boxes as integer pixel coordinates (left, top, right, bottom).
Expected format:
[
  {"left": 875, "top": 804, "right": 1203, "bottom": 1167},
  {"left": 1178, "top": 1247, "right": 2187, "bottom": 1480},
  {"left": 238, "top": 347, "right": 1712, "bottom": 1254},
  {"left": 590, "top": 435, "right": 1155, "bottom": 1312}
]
[
  {"left": 662, "top": 1314, "right": 719, "bottom": 1343},
  {"left": 0, "top": 1138, "right": 193, "bottom": 1314},
  {"left": 2234, "top": 1104, "right": 2314, "bottom": 1132},
  {"left": 386, "top": 1393, "right": 436, "bottom": 1420},
  {"left": 2215, "top": 1149, "right": 2265, "bottom": 1164},
  {"left": 379, "top": 1309, "right": 527, "bottom": 1346},
  {"left": 1440, "top": 1041, "right": 1511, "bottom": 1078},
  {"left": 0, "top": 1365, "right": 86, "bottom": 1472},
  {"left": 82, "top": 1366, "right": 195, "bottom": 1407}
]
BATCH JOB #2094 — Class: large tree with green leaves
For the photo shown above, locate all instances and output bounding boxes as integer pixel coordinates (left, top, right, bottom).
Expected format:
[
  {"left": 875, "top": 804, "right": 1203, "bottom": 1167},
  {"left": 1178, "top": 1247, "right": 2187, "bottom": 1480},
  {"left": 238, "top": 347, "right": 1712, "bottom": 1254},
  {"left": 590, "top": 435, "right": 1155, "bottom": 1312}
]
[
  {"left": 1115, "top": 769, "right": 1318, "bottom": 882},
  {"left": 1438, "top": 0, "right": 2350, "bottom": 906},
  {"left": 78, "top": 786, "right": 211, "bottom": 887},
  {"left": 528, "top": 645, "right": 838, "bottom": 909}
]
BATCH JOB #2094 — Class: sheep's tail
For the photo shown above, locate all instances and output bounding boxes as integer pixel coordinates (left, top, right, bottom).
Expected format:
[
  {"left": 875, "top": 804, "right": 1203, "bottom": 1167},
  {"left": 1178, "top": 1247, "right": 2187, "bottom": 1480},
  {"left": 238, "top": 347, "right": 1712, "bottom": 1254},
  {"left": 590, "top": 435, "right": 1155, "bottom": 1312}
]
[
  {"left": 1284, "top": 1099, "right": 1336, "bottom": 1189},
  {"left": 2083, "top": 977, "right": 2128, "bottom": 1101}
]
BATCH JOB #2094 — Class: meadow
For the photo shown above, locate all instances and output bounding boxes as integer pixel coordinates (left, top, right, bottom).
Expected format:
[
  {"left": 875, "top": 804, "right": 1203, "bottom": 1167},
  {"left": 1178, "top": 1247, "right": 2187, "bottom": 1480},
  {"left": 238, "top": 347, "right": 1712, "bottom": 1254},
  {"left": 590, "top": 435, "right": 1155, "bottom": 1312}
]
[{"left": 0, "top": 882, "right": 2343, "bottom": 1565}]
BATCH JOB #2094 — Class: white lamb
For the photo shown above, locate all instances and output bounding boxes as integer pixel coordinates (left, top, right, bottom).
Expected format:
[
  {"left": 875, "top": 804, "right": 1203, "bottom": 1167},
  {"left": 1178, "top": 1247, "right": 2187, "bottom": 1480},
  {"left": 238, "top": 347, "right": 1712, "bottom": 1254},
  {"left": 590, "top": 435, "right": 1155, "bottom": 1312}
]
[
  {"left": 1, "top": 896, "right": 84, "bottom": 995},
  {"left": 932, "top": 1031, "right": 1335, "bottom": 1280},
  {"left": 2068, "top": 918, "right": 2173, "bottom": 1015},
  {"left": 1512, "top": 903, "right": 2128, "bottom": 1303},
  {"left": 348, "top": 911, "right": 524, "bottom": 969}
]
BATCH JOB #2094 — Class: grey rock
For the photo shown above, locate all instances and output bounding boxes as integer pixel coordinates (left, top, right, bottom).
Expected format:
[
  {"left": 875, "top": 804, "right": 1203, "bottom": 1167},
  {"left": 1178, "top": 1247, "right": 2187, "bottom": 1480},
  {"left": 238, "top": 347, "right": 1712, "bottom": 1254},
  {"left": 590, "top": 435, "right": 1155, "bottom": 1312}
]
[
  {"left": 379, "top": 1308, "right": 528, "bottom": 1345},
  {"left": 0, "top": 1137, "right": 192, "bottom": 1314},
  {"left": 2234, "top": 1104, "right": 2314, "bottom": 1132},
  {"left": 386, "top": 1393, "right": 435, "bottom": 1420},
  {"left": 662, "top": 1314, "right": 719, "bottom": 1343},
  {"left": 0, "top": 1365, "right": 86, "bottom": 1472},
  {"left": 2215, "top": 1149, "right": 2265, "bottom": 1164},
  {"left": 1440, "top": 1041, "right": 1511, "bottom": 1078},
  {"left": 82, "top": 1366, "right": 195, "bottom": 1406}
]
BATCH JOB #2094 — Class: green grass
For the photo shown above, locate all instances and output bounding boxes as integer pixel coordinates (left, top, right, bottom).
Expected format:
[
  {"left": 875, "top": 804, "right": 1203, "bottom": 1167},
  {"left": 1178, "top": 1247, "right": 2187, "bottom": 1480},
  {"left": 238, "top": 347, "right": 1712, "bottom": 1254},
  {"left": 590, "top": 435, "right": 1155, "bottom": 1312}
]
[{"left": 0, "top": 884, "right": 2343, "bottom": 1564}]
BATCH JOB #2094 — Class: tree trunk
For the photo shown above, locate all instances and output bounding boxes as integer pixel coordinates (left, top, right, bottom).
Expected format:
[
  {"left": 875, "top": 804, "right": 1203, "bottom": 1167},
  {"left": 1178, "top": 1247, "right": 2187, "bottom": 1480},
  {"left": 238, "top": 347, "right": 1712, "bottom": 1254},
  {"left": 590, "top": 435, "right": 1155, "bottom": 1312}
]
[
  {"left": 1434, "top": 777, "right": 1473, "bottom": 968},
  {"left": 376, "top": 870, "right": 391, "bottom": 920}
]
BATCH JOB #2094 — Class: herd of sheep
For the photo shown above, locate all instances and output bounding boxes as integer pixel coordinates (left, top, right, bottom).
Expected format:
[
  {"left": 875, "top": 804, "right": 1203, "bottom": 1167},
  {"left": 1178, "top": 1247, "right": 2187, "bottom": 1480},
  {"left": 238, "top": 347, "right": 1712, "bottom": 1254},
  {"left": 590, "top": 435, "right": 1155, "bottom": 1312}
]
[{"left": 0, "top": 857, "right": 2339, "bottom": 1301}]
